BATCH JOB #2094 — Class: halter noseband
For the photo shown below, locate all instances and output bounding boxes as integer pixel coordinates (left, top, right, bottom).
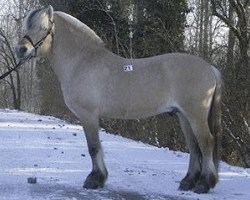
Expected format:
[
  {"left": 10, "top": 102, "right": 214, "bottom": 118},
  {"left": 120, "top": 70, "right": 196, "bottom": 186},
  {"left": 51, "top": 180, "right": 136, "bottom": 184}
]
[
  {"left": 23, "top": 35, "right": 34, "bottom": 46},
  {"left": 23, "top": 19, "right": 54, "bottom": 58}
]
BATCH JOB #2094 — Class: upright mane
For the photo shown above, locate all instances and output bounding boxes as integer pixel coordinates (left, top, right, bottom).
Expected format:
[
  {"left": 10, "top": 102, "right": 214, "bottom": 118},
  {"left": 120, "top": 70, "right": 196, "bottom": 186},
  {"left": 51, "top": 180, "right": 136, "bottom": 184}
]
[
  {"left": 54, "top": 11, "right": 105, "bottom": 47},
  {"left": 24, "top": 8, "right": 48, "bottom": 30}
]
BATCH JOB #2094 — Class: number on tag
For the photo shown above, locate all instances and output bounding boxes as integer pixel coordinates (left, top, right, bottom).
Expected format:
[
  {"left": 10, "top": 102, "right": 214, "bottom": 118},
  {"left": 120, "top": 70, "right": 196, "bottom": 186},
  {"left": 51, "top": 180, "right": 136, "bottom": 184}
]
[{"left": 123, "top": 65, "right": 133, "bottom": 72}]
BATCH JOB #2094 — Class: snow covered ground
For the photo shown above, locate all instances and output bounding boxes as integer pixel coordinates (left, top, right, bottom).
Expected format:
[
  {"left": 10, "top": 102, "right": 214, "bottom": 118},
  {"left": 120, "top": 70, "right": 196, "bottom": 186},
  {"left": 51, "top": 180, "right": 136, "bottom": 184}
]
[{"left": 0, "top": 109, "right": 249, "bottom": 200}]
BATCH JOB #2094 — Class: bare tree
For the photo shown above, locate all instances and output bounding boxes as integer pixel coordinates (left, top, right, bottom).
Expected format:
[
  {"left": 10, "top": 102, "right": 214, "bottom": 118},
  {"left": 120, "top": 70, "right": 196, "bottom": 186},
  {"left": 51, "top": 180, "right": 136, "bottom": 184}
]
[
  {"left": 211, "top": 0, "right": 249, "bottom": 105},
  {"left": 211, "top": 0, "right": 250, "bottom": 167},
  {"left": 0, "top": 0, "right": 40, "bottom": 111},
  {"left": 0, "top": 28, "right": 21, "bottom": 109}
]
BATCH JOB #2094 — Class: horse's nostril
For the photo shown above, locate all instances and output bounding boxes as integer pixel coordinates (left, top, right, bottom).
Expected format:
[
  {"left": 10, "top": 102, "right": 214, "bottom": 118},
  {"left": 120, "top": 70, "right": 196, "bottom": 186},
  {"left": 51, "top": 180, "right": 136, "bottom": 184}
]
[{"left": 19, "top": 46, "right": 28, "bottom": 53}]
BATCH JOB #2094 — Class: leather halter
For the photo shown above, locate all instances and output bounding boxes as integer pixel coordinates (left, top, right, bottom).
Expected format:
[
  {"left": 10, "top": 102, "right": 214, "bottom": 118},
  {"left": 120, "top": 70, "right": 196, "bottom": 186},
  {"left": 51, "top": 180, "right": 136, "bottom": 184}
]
[
  {"left": 0, "top": 20, "right": 54, "bottom": 80},
  {"left": 23, "top": 19, "right": 54, "bottom": 57}
]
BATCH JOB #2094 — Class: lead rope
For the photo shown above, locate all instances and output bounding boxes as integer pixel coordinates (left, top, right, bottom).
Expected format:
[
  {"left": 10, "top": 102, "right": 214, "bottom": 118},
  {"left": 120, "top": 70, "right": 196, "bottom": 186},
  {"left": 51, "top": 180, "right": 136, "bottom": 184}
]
[
  {"left": 0, "top": 56, "right": 33, "bottom": 80},
  {"left": 0, "top": 20, "right": 53, "bottom": 81}
]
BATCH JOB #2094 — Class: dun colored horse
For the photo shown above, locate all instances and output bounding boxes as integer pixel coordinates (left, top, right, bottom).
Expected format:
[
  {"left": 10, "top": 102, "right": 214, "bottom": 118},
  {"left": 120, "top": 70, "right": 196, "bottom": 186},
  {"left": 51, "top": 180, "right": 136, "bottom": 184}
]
[{"left": 15, "top": 6, "right": 222, "bottom": 194}]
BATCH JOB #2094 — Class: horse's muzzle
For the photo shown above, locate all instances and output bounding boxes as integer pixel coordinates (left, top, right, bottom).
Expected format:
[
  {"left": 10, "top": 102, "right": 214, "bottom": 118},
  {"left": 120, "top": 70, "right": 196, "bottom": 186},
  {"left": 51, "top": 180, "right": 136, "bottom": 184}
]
[
  {"left": 15, "top": 45, "right": 27, "bottom": 58},
  {"left": 15, "top": 44, "right": 35, "bottom": 61}
]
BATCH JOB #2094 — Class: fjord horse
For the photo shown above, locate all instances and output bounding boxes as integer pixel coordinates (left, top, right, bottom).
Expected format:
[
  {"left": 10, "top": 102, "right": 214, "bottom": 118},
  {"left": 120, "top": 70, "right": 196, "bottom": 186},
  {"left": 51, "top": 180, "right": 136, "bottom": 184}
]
[{"left": 15, "top": 6, "right": 221, "bottom": 193}]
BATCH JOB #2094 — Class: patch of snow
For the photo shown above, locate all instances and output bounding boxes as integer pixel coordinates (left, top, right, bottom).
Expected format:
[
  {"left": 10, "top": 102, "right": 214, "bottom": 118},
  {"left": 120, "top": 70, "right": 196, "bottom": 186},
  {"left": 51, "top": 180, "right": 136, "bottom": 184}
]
[{"left": 0, "top": 109, "right": 249, "bottom": 200}]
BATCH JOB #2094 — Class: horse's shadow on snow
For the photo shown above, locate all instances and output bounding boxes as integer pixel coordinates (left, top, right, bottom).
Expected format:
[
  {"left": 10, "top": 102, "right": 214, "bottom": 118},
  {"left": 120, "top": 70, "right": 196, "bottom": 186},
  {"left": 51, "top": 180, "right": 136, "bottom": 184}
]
[{"left": 28, "top": 183, "right": 187, "bottom": 200}]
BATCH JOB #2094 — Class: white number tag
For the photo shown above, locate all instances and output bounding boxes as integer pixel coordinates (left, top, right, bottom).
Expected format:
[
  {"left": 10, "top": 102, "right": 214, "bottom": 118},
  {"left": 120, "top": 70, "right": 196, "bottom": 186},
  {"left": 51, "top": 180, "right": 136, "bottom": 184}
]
[{"left": 123, "top": 65, "right": 133, "bottom": 72}]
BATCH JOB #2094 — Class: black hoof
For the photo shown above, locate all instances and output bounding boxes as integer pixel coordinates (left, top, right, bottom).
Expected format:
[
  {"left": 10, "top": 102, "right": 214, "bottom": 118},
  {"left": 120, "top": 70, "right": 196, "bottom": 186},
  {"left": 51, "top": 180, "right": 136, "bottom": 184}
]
[
  {"left": 193, "top": 183, "right": 210, "bottom": 194},
  {"left": 179, "top": 172, "right": 200, "bottom": 191},
  {"left": 179, "top": 179, "right": 195, "bottom": 191},
  {"left": 193, "top": 174, "right": 217, "bottom": 194},
  {"left": 83, "top": 170, "right": 107, "bottom": 189}
]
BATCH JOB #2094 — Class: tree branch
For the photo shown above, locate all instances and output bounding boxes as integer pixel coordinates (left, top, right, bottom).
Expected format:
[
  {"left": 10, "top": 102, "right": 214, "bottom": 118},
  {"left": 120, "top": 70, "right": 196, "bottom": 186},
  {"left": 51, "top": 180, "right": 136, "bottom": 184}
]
[
  {"left": 244, "top": 0, "right": 250, "bottom": 7},
  {"left": 0, "top": 28, "right": 17, "bottom": 66},
  {"left": 210, "top": 0, "right": 243, "bottom": 41},
  {"left": 235, "top": 0, "right": 248, "bottom": 28},
  {"left": 229, "top": 0, "right": 242, "bottom": 18}
]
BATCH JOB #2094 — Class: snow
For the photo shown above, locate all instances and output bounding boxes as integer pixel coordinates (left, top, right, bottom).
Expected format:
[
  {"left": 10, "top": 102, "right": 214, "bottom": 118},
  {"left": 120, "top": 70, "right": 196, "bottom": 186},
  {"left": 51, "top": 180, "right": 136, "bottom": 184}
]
[{"left": 0, "top": 109, "right": 249, "bottom": 200}]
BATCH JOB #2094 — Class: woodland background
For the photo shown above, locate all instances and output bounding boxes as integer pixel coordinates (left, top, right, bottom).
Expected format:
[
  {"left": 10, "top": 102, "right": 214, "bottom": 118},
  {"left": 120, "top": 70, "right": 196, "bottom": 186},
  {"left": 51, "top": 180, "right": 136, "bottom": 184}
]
[{"left": 0, "top": 0, "right": 249, "bottom": 167}]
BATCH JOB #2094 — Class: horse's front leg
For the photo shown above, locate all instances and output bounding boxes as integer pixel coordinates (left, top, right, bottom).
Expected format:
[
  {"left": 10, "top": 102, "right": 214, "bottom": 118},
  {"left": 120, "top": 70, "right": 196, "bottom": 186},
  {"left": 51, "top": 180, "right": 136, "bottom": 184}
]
[{"left": 81, "top": 115, "right": 108, "bottom": 189}]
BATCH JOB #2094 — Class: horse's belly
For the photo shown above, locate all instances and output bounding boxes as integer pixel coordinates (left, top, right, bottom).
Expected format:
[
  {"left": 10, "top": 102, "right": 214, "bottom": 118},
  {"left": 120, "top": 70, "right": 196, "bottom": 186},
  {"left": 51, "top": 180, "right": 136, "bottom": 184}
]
[
  {"left": 100, "top": 105, "right": 174, "bottom": 119},
  {"left": 100, "top": 93, "right": 174, "bottom": 120}
]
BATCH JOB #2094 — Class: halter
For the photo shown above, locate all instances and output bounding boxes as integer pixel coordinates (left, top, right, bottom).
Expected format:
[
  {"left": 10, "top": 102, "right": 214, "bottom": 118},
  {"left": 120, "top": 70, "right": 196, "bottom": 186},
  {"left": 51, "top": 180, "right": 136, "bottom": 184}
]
[
  {"left": 23, "top": 19, "right": 54, "bottom": 57},
  {"left": 0, "top": 19, "right": 54, "bottom": 80}
]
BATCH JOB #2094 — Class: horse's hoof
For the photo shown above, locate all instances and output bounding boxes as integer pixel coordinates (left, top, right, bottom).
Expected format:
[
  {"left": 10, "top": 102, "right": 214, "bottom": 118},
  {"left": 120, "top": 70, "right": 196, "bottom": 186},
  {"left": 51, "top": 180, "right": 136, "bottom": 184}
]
[
  {"left": 179, "top": 180, "right": 195, "bottom": 191},
  {"left": 83, "top": 170, "right": 107, "bottom": 189},
  {"left": 193, "top": 183, "right": 210, "bottom": 194},
  {"left": 83, "top": 179, "right": 102, "bottom": 189},
  {"left": 179, "top": 172, "right": 200, "bottom": 191}
]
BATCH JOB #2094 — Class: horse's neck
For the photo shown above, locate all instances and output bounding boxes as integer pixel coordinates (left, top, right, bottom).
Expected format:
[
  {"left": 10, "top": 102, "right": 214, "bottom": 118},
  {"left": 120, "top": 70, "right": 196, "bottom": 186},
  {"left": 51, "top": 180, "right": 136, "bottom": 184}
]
[{"left": 48, "top": 12, "right": 109, "bottom": 83}]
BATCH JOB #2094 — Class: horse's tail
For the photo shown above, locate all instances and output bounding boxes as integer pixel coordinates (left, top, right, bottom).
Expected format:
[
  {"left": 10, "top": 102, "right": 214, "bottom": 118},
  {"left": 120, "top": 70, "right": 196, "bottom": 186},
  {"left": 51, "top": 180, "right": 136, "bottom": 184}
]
[{"left": 209, "top": 67, "right": 222, "bottom": 172}]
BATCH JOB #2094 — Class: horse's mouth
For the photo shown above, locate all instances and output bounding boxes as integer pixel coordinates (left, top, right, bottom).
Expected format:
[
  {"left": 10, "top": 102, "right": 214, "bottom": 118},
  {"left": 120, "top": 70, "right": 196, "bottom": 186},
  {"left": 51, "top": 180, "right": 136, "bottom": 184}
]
[{"left": 16, "top": 51, "right": 35, "bottom": 62}]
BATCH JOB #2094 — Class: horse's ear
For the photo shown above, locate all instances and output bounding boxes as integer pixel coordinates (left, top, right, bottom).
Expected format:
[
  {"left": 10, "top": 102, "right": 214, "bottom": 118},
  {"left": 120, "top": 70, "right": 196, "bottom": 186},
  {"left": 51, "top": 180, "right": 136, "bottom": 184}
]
[{"left": 46, "top": 5, "right": 54, "bottom": 20}]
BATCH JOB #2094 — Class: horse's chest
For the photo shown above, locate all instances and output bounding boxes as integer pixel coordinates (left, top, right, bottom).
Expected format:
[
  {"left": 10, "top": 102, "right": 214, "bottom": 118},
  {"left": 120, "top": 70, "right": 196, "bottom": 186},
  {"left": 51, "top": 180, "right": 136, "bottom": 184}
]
[{"left": 61, "top": 79, "right": 101, "bottom": 113}]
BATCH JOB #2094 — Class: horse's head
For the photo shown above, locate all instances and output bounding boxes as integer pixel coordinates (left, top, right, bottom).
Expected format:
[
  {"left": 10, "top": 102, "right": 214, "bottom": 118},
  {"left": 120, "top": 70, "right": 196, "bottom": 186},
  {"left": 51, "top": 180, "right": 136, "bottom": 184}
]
[{"left": 15, "top": 6, "right": 54, "bottom": 61}]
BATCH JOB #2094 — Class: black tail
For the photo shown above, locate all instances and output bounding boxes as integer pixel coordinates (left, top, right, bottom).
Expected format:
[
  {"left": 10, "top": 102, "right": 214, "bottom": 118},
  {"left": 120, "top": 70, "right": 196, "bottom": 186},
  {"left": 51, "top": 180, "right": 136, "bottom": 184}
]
[{"left": 208, "top": 67, "right": 222, "bottom": 172}]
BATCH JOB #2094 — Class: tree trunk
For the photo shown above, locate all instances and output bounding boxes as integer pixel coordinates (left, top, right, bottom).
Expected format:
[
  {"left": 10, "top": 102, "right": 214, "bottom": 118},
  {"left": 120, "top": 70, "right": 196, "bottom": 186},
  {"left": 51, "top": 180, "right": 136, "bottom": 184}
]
[
  {"left": 198, "top": 0, "right": 204, "bottom": 57},
  {"left": 203, "top": 0, "right": 209, "bottom": 60},
  {"left": 226, "top": 4, "right": 235, "bottom": 71}
]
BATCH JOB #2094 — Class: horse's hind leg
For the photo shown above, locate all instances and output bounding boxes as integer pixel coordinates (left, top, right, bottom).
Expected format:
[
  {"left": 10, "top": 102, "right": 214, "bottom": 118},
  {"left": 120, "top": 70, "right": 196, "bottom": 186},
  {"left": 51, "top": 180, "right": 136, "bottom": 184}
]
[
  {"left": 188, "top": 117, "right": 218, "bottom": 194},
  {"left": 81, "top": 115, "right": 108, "bottom": 189},
  {"left": 177, "top": 112, "right": 201, "bottom": 191}
]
